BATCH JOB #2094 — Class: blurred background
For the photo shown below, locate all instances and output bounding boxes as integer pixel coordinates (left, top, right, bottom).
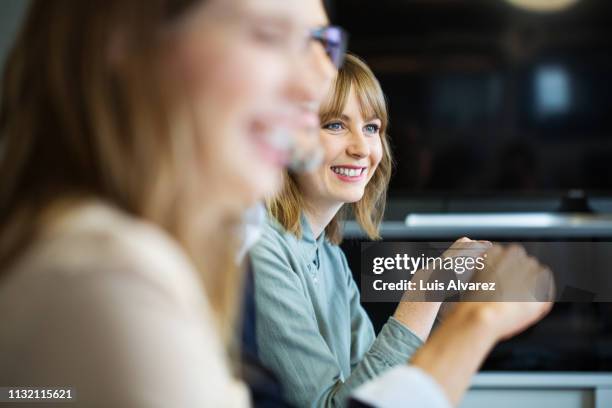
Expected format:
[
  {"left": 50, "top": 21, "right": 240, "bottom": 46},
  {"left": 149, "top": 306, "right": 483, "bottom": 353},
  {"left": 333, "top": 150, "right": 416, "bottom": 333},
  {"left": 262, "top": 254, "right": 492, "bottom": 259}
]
[
  {"left": 331, "top": 0, "right": 612, "bottom": 201},
  {"left": 0, "top": 0, "right": 27, "bottom": 72}
]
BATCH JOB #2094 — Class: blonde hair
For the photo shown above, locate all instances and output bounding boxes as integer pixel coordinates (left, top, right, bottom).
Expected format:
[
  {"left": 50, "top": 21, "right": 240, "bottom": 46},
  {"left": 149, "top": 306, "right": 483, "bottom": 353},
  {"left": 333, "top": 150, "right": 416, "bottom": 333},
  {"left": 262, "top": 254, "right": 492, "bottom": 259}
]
[
  {"left": 269, "top": 54, "right": 393, "bottom": 245},
  {"left": 0, "top": 0, "right": 241, "bottom": 339}
]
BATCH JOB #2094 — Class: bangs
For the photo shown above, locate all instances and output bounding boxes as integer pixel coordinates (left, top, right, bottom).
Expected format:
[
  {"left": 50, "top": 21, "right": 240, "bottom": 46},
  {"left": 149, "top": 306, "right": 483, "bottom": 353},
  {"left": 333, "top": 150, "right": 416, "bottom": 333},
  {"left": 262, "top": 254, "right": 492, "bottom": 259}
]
[
  {"left": 319, "top": 61, "right": 388, "bottom": 133},
  {"left": 319, "top": 71, "right": 351, "bottom": 124},
  {"left": 353, "top": 78, "right": 387, "bottom": 129}
]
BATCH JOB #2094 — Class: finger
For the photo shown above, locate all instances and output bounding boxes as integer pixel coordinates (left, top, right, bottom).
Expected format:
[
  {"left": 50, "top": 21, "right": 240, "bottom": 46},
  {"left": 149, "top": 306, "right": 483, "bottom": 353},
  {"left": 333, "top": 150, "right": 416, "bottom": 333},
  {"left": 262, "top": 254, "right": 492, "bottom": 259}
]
[
  {"left": 517, "top": 256, "right": 541, "bottom": 300},
  {"left": 524, "top": 256, "right": 539, "bottom": 277},
  {"left": 484, "top": 244, "right": 504, "bottom": 270},
  {"left": 470, "top": 240, "right": 493, "bottom": 255},
  {"left": 527, "top": 255, "right": 538, "bottom": 268},
  {"left": 520, "top": 256, "right": 552, "bottom": 300},
  {"left": 447, "top": 237, "right": 473, "bottom": 253},
  {"left": 470, "top": 245, "right": 504, "bottom": 286},
  {"left": 495, "top": 245, "right": 528, "bottom": 280},
  {"left": 445, "top": 237, "right": 486, "bottom": 258},
  {"left": 535, "top": 266, "right": 556, "bottom": 302},
  {"left": 507, "top": 244, "right": 527, "bottom": 258}
]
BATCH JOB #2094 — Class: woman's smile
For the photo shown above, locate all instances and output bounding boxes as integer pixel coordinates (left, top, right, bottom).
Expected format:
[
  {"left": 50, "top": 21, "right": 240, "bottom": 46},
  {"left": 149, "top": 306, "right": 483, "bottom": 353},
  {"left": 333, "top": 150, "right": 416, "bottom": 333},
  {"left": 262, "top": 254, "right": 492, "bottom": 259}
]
[
  {"left": 330, "top": 165, "right": 368, "bottom": 182},
  {"left": 249, "top": 118, "right": 293, "bottom": 168}
]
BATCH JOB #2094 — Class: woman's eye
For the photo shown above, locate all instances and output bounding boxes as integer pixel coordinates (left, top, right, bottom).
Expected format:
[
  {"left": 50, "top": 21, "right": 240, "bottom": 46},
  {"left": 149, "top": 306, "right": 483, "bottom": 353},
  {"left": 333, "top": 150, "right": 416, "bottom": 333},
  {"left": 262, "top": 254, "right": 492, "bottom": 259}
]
[
  {"left": 323, "top": 122, "right": 345, "bottom": 132},
  {"left": 251, "top": 25, "right": 286, "bottom": 45},
  {"left": 364, "top": 123, "right": 380, "bottom": 134}
]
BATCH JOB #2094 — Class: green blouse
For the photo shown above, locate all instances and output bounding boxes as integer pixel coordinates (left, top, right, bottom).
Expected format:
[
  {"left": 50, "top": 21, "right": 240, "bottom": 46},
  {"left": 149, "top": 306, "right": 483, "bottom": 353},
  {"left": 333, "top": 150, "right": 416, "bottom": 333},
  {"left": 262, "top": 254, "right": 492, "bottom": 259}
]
[{"left": 250, "top": 214, "right": 423, "bottom": 408}]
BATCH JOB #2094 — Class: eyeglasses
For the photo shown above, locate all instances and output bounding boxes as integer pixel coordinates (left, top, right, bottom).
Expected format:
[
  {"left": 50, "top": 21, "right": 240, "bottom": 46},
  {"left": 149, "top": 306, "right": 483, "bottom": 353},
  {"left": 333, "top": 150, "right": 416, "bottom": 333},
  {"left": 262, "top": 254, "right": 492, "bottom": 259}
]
[{"left": 310, "top": 26, "right": 348, "bottom": 69}]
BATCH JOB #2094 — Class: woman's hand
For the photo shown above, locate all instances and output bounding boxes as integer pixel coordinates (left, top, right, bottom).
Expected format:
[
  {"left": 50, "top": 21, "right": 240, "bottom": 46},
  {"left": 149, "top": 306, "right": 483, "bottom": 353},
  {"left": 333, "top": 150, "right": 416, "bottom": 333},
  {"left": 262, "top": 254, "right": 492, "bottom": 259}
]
[
  {"left": 465, "top": 301, "right": 553, "bottom": 341},
  {"left": 410, "top": 244, "right": 554, "bottom": 406},
  {"left": 438, "top": 243, "right": 555, "bottom": 322},
  {"left": 394, "top": 237, "right": 491, "bottom": 340},
  {"left": 403, "top": 237, "right": 491, "bottom": 303},
  {"left": 470, "top": 244, "right": 555, "bottom": 302},
  {"left": 411, "top": 300, "right": 552, "bottom": 406}
]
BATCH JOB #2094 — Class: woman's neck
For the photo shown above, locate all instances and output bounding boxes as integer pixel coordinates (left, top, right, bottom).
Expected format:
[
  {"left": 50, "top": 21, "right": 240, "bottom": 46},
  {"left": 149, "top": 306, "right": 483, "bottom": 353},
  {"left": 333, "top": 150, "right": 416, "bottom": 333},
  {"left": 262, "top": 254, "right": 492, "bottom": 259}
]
[{"left": 303, "top": 201, "right": 343, "bottom": 239}]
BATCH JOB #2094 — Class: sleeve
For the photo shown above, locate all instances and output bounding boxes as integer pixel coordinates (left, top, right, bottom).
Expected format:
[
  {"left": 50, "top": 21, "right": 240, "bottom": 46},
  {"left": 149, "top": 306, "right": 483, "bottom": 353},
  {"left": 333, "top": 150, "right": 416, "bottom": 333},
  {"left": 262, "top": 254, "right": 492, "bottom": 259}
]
[
  {"left": 351, "top": 365, "right": 452, "bottom": 408},
  {"left": 251, "top": 235, "right": 422, "bottom": 408},
  {"left": 341, "top": 250, "right": 424, "bottom": 372},
  {"left": 26, "top": 263, "right": 250, "bottom": 408}
]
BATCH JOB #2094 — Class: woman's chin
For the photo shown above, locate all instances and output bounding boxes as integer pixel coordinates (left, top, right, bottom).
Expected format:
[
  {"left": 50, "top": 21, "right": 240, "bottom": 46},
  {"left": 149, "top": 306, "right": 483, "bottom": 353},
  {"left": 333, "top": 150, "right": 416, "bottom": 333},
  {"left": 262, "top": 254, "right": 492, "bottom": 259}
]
[
  {"left": 241, "top": 169, "right": 283, "bottom": 205},
  {"left": 335, "top": 190, "right": 366, "bottom": 204}
]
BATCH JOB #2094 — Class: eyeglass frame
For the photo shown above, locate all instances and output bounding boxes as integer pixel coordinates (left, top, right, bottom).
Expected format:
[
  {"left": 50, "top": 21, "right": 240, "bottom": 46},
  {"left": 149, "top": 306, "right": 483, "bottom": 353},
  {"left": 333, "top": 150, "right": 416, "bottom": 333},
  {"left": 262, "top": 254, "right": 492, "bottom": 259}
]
[{"left": 309, "top": 25, "right": 349, "bottom": 69}]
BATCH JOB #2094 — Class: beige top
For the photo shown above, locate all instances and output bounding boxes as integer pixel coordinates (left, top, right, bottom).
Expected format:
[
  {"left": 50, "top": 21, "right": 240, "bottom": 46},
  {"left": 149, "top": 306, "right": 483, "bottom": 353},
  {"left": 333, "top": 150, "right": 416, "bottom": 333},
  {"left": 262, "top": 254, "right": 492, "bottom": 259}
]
[{"left": 0, "top": 201, "right": 249, "bottom": 407}]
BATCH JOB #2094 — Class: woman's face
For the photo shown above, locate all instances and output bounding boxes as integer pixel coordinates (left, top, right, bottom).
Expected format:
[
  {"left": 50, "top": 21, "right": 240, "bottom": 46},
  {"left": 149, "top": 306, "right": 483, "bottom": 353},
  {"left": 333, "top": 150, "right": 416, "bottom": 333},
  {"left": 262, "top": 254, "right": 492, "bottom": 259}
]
[
  {"left": 296, "top": 85, "right": 384, "bottom": 209},
  {"left": 168, "top": 0, "right": 335, "bottom": 211}
]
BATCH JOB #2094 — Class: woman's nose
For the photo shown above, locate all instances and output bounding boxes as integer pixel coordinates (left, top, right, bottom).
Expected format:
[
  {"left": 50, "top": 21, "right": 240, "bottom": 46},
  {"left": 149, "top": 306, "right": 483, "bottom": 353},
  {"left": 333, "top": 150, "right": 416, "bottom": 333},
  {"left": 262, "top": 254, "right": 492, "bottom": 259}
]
[{"left": 347, "top": 130, "right": 370, "bottom": 158}]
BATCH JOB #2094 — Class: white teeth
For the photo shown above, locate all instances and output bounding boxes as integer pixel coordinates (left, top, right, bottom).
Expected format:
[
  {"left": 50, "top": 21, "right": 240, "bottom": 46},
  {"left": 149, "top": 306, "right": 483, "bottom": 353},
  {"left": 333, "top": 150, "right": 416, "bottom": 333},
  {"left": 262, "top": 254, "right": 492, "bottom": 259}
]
[
  {"left": 332, "top": 167, "right": 366, "bottom": 177},
  {"left": 265, "top": 127, "right": 293, "bottom": 151}
]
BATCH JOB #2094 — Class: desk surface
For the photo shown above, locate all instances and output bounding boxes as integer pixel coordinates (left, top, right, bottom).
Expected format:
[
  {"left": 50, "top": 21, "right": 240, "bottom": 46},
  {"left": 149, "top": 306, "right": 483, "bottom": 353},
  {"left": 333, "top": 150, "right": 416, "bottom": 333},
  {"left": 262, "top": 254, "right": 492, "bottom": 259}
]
[{"left": 344, "top": 213, "right": 612, "bottom": 239}]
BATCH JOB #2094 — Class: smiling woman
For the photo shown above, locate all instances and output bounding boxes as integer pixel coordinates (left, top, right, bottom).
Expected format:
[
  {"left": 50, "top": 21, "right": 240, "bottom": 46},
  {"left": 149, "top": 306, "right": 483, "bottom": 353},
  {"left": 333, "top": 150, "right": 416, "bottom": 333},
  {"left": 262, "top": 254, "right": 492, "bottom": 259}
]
[
  {"left": 0, "top": 0, "right": 337, "bottom": 406},
  {"left": 250, "top": 52, "right": 555, "bottom": 408},
  {"left": 250, "top": 54, "right": 418, "bottom": 408},
  {"left": 269, "top": 53, "right": 393, "bottom": 244}
]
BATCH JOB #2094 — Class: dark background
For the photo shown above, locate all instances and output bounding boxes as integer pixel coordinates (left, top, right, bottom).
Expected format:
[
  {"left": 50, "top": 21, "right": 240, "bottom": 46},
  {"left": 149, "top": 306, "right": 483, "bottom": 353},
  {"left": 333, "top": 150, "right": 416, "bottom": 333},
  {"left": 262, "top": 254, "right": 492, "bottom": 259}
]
[
  {"left": 330, "top": 0, "right": 612, "bottom": 197},
  {"left": 342, "top": 237, "right": 612, "bottom": 372}
]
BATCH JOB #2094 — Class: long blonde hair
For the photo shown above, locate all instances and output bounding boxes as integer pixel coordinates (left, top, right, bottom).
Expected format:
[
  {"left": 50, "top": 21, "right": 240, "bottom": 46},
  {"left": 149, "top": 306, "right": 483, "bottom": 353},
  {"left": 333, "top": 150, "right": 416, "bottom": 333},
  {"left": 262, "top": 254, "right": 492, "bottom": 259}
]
[
  {"left": 0, "top": 0, "right": 241, "bottom": 339},
  {"left": 269, "top": 54, "right": 393, "bottom": 245}
]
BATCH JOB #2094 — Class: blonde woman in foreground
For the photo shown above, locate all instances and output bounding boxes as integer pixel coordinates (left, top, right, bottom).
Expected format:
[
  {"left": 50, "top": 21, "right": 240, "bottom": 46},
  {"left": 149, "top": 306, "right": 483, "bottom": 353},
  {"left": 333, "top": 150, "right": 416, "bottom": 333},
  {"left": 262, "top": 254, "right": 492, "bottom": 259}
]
[{"left": 0, "top": 0, "right": 337, "bottom": 406}]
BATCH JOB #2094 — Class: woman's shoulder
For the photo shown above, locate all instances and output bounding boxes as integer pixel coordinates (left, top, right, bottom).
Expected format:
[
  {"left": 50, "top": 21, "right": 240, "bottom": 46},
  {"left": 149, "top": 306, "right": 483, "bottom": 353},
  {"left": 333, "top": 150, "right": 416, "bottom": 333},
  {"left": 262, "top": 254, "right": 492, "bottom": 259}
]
[
  {"left": 0, "top": 201, "right": 248, "bottom": 406},
  {"left": 252, "top": 214, "right": 298, "bottom": 253},
  {"left": 249, "top": 214, "right": 306, "bottom": 280},
  {"left": 7, "top": 200, "right": 204, "bottom": 308}
]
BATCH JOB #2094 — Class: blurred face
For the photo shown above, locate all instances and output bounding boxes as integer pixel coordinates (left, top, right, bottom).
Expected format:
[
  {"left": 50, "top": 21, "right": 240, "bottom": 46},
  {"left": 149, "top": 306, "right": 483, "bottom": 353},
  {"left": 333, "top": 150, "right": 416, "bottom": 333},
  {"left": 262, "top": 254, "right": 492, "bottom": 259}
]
[
  {"left": 167, "top": 0, "right": 336, "bottom": 211},
  {"left": 296, "top": 85, "right": 383, "bottom": 210}
]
